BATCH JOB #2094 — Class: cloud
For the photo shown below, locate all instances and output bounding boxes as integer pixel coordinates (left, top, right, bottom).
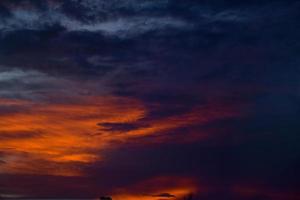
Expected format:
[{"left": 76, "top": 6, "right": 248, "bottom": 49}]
[
  {"left": 0, "top": 131, "right": 42, "bottom": 141},
  {"left": 64, "top": 16, "right": 191, "bottom": 38},
  {"left": 0, "top": 95, "right": 145, "bottom": 176},
  {"left": 2, "top": 0, "right": 287, "bottom": 39},
  {"left": 0, "top": 1, "right": 191, "bottom": 39},
  {"left": 152, "top": 193, "right": 176, "bottom": 198},
  {"left": 98, "top": 122, "right": 142, "bottom": 132},
  {"left": 112, "top": 176, "right": 198, "bottom": 200},
  {"left": 0, "top": 68, "right": 77, "bottom": 99},
  {"left": 0, "top": 90, "right": 245, "bottom": 177}
]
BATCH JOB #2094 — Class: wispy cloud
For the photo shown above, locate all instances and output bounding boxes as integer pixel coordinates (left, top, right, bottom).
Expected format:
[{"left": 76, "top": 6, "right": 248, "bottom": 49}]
[{"left": 0, "top": 5, "right": 191, "bottom": 38}]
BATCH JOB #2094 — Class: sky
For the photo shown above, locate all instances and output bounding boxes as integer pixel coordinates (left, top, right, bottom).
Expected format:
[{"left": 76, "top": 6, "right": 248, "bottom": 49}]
[{"left": 0, "top": 0, "right": 300, "bottom": 199}]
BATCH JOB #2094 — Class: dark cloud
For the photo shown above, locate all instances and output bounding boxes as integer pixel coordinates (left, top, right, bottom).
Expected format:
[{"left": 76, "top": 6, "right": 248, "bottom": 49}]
[
  {"left": 98, "top": 122, "right": 142, "bottom": 132},
  {"left": 0, "top": 131, "right": 42, "bottom": 141},
  {"left": 152, "top": 193, "right": 176, "bottom": 198}
]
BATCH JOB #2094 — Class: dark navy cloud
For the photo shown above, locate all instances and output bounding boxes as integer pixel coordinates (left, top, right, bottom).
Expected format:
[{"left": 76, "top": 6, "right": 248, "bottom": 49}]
[
  {"left": 98, "top": 122, "right": 142, "bottom": 132},
  {"left": 0, "top": 0, "right": 298, "bottom": 92},
  {"left": 0, "top": 0, "right": 298, "bottom": 100}
]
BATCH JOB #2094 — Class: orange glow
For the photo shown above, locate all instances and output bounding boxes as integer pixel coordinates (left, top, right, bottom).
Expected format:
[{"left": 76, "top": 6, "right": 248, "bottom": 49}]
[
  {"left": 0, "top": 96, "right": 146, "bottom": 176},
  {"left": 0, "top": 96, "right": 241, "bottom": 176},
  {"left": 112, "top": 176, "right": 199, "bottom": 200}
]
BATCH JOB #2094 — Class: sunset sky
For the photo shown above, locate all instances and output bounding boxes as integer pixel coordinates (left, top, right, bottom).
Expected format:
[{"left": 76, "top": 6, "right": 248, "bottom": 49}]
[{"left": 0, "top": 0, "right": 300, "bottom": 199}]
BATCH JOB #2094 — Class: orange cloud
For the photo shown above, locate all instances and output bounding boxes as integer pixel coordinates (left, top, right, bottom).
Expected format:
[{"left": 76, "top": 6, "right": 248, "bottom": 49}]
[
  {"left": 0, "top": 96, "right": 145, "bottom": 176},
  {"left": 0, "top": 96, "right": 243, "bottom": 177},
  {"left": 112, "top": 176, "right": 199, "bottom": 200}
]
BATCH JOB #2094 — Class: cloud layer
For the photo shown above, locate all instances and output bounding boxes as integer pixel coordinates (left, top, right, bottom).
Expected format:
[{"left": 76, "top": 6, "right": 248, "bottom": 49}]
[{"left": 0, "top": 0, "right": 300, "bottom": 199}]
